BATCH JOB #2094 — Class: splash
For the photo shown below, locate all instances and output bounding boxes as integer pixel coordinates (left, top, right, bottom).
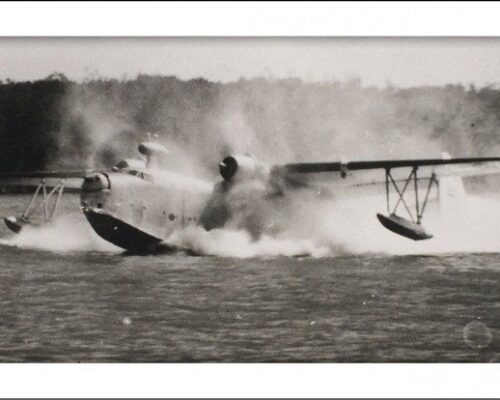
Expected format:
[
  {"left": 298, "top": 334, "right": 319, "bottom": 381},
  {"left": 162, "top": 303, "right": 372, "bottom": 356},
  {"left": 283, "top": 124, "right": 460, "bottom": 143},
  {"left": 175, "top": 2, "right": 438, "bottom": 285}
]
[
  {"left": 1, "top": 212, "right": 120, "bottom": 253},
  {"left": 166, "top": 226, "right": 330, "bottom": 258},
  {"left": 293, "top": 191, "right": 500, "bottom": 255},
  {"left": 162, "top": 188, "right": 500, "bottom": 258},
  {"left": 2, "top": 191, "right": 500, "bottom": 258}
]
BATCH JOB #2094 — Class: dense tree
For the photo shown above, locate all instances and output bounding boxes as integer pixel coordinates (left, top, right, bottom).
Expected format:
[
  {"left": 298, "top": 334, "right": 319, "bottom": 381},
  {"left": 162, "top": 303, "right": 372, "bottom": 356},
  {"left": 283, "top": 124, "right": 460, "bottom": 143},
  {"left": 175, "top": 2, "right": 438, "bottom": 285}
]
[{"left": 1, "top": 75, "right": 500, "bottom": 175}]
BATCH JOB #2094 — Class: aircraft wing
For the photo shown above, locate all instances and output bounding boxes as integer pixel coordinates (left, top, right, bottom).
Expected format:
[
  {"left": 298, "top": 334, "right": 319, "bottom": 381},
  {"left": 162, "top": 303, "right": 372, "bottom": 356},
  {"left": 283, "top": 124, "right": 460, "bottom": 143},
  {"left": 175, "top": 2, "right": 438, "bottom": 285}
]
[
  {"left": 276, "top": 156, "right": 500, "bottom": 174},
  {"left": 271, "top": 156, "right": 500, "bottom": 190},
  {"left": 272, "top": 156, "right": 500, "bottom": 241},
  {"left": 0, "top": 169, "right": 107, "bottom": 179}
]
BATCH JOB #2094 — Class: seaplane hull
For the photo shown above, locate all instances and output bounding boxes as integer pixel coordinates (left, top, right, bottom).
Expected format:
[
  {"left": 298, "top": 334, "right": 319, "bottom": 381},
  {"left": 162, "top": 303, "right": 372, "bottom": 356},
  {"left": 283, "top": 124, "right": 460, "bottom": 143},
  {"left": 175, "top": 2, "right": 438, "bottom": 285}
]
[
  {"left": 80, "top": 168, "right": 212, "bottom": 252},
  {"left": 83, "top": 209, "right": 164, "bottom": 252}
]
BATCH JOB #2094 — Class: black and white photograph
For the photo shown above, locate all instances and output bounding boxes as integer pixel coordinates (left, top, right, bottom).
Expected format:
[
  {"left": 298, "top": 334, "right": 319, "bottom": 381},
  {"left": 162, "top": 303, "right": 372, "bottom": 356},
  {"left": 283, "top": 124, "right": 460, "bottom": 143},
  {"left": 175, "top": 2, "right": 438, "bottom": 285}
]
[{"left": 1, "top": 1, "right": 500, "bottom": 398}]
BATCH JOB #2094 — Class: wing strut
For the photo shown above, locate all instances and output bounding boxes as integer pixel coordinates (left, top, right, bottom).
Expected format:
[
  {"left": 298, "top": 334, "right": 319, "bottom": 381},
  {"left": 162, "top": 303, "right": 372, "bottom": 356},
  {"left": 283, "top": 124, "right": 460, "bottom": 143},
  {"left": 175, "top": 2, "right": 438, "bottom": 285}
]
[
  {"left": 4, "top": 179, "right": 65, "bottom": 233},
  {"left": 377, "top": 167, "right": 438, "bottom": 240}
]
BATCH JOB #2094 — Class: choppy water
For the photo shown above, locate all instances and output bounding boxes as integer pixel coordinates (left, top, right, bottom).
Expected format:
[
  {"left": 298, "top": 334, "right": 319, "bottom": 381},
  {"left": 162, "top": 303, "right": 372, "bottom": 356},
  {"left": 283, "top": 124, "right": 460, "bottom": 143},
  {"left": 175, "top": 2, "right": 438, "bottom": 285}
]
[{"left": 0, "top": 194, "right": 499, "bottom": 362}]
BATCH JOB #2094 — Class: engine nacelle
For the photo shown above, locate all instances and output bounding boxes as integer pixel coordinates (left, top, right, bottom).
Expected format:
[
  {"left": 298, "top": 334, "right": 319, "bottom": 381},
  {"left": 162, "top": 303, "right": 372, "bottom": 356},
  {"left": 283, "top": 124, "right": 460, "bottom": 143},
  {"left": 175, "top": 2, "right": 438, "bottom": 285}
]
[
  {"left": 138, "top": 142, "right": 169, "bottom": 157},
  {"left": 138, "top": 142, "right": 169, "bottom": 169},
  {"left": 219, "top": 155, "right": 265, "bottom": 182}
]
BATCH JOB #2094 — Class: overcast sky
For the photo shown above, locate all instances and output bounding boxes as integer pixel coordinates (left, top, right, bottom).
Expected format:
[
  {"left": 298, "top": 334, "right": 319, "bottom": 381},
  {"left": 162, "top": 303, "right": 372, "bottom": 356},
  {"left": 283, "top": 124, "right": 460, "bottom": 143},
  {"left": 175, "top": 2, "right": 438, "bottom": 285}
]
[{"left": 1, "top": 37, "right": 500, "bottom": 87}]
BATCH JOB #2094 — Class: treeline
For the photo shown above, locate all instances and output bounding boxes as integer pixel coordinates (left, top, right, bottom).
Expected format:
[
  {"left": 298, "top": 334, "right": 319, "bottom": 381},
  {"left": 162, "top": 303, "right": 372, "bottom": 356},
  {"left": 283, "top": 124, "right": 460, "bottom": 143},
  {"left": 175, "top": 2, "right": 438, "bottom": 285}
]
[{"left": 2, "top": 73, "right": 500, "bottom": 174}]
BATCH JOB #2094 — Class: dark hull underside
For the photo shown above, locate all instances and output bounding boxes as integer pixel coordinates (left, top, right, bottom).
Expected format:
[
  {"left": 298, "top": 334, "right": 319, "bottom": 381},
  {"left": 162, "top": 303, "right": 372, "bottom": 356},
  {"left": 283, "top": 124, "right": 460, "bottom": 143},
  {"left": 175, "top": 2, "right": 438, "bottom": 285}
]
[{"left": 83, "top": 210, "right": 164, "bottom": 252}]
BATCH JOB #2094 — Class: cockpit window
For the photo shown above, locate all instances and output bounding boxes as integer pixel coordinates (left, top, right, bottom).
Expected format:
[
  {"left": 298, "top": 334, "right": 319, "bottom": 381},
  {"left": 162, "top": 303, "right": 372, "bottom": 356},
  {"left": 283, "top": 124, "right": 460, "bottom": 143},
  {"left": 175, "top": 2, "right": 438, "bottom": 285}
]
[
  {"left": 123, "top": 169, "right": 153, "bottom": 182},
  {"left": 113, "top": 160, "right": 154, "bottom": 182},
  {"left": 126, "top": 170, "right": 139, "bottom": 177}
]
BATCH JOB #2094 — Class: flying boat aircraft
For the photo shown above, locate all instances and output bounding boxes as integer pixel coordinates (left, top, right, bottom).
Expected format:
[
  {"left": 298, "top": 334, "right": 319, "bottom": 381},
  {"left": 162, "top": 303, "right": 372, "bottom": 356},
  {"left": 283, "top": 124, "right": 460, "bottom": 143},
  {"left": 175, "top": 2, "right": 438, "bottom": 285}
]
[{"left": 2, "top": 141, "right": 500, "bottom": 253}]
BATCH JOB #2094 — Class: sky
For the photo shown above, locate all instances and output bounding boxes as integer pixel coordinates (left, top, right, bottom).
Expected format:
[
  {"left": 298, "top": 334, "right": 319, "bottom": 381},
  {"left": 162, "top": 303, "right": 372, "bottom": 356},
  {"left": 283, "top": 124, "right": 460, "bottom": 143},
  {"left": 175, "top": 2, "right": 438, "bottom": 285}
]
[{"left": 2, "top": 37, "right": 500, "bottom": 87}]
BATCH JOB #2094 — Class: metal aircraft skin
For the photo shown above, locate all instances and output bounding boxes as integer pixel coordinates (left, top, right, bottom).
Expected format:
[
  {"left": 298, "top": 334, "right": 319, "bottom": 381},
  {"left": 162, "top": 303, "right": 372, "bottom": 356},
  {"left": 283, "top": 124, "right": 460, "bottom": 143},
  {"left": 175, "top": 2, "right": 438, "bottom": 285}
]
[
  {"left": 4, "top": 141, "right": 500, "bottom": 253},
  {"left": 80, "top": 144, "right": 282, "bottom": 252}
]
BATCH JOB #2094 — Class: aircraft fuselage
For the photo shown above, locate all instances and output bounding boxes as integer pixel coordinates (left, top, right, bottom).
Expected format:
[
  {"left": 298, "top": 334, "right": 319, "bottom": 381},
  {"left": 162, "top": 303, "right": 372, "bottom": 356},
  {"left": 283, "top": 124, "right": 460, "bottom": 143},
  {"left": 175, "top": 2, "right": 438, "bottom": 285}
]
[{"left": 80, "top": 169, "right": 213, "bottom": 252}]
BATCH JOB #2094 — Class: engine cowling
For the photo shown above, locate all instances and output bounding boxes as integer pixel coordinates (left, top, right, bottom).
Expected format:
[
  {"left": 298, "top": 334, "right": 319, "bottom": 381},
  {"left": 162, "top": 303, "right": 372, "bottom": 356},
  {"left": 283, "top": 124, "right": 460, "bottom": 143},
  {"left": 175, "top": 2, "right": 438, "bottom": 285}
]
[
  {"left": 138, "top": 142, "right": 169, "bottom": 169},
  {"left": 219, "top": 155, "right": 264, "bottom": 182},
  {"left": 138, "top": 142, "right": 169, "bottom": 157}
]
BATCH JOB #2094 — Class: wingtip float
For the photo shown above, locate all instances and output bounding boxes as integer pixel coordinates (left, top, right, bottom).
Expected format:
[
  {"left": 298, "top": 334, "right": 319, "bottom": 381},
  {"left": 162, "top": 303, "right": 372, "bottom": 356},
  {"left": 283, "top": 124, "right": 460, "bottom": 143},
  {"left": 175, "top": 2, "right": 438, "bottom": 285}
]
[
  {"left": 376, "top": 213, "right": 433, "bottom": 241},
  {"left": 4, "top": 216, "right": 28, "bottom": 234}
]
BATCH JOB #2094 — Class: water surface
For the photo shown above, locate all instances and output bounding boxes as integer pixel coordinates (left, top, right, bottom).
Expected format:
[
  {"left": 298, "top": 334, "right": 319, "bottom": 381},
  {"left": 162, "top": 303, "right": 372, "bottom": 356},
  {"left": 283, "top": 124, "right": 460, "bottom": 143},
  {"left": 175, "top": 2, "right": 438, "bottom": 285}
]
[{"left": 0, "top": 194, "right": 498, "bottom": 362}]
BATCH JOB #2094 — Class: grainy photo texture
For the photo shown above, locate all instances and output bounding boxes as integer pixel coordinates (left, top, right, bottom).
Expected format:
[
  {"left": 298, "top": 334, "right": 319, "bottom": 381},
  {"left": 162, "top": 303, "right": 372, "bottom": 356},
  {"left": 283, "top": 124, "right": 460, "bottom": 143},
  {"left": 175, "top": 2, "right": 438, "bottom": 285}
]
[{"left": 0, "top": 37, "right": 498, "bottom": 362}]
